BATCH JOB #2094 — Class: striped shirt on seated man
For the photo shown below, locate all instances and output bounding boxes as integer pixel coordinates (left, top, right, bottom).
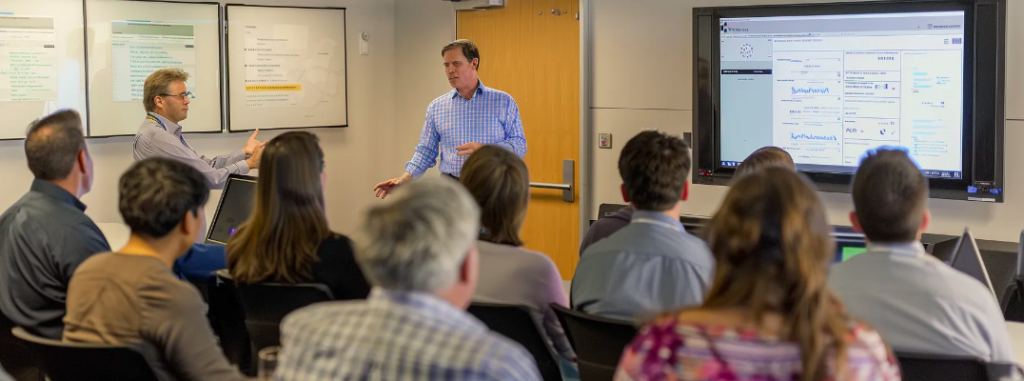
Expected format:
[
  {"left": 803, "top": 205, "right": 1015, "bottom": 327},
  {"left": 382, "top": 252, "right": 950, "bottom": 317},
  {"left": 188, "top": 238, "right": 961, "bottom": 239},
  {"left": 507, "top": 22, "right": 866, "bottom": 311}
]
[{"left": 276, "top": 177, "right": 541, "bottom": 381}]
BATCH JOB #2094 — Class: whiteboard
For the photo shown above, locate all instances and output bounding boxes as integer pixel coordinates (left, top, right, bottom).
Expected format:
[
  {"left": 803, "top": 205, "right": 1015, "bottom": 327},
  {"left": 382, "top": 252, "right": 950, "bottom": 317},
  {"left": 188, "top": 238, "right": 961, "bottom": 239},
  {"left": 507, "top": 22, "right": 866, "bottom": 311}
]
[
  {"left": 85, "top": 0, "right": 221, "bottom": 137},
  {"left": 226, "top": 5, "right": 347, "bottom": 131},
  {"left": 0, "top": 0, "right": 88, "bottom": 140}
]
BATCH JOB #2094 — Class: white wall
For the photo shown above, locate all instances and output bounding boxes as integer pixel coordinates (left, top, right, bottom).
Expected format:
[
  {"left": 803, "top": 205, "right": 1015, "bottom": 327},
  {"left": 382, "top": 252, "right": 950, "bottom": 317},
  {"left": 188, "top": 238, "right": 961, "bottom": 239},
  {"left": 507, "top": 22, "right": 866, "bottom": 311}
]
[
  {"left": 0, "top": 0, "right": 397, "bottom": 238},
  {"left": 394, "top": 0, "right": 455, "bottom": 179},
  {"left": 589, "top": 0, "right": 1024, "bottom": 243}
]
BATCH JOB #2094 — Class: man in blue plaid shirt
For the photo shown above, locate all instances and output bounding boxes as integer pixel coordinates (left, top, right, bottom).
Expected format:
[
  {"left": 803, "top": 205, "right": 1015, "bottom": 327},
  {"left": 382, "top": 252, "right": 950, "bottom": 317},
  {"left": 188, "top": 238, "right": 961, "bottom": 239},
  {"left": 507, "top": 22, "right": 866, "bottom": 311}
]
[
  {"left": 277, "top": 177, "right": 541, "bottom": 381},
  {"left": 374, "top": 39, "right": 527, "bottom": 199}
]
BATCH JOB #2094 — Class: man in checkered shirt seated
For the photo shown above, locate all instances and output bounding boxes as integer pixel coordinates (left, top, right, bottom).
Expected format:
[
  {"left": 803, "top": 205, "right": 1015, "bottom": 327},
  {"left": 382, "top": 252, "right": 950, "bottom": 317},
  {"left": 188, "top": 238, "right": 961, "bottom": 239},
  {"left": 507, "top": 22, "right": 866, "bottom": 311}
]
[{"left": 275, "top": 177, "right": 541, "bottom": 381}]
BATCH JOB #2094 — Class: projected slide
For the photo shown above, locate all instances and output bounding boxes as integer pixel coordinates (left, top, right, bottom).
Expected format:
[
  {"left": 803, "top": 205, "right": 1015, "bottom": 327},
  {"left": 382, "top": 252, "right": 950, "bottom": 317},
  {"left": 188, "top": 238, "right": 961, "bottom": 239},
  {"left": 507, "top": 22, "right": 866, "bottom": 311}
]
[
  {"left": 227, "top": 5, "right": 348, "bottom": 131},
  {"left": 110, "top": 21, "right": 197, "bottom": 102},
  {"left": 718, "top": 11, "right": 966, "bottom": 178},
  {"left": 85, "top": 0, "right": 221, "bottom": 137},
  {"left": 0, "top": 1, "right": 87, "bottom": 139}
]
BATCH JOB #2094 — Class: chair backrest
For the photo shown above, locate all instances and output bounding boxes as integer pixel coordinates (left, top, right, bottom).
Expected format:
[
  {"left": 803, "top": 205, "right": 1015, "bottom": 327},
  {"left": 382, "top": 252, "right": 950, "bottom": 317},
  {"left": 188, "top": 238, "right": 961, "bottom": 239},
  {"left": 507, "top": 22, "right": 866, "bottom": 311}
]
[
  {"left": 550, "top": 303, "right": 636, "bottom": 381},
  {"left": 979, "top": 250, "right": 1018, "bottom": 306},
  {"left": 597, "top": 204, "right": 628, "bottom": 219},
  {"left": 11, "top": 327, "right": 158, "bottom": 381},
  {"left": 0, "top": 312, "right": 43, "bottom": 381},
  {"left": 468, "top": 303, "right": 562, "bottom": 381},
  {"left": 1007, "top": 231, "right": 1024, "bottom": 321},
  {"left": 215, "top": 270, "right": 334, "bottom": 352},
  {"left": 895, "top": 352, "right": 1019, "bottom": 381}
]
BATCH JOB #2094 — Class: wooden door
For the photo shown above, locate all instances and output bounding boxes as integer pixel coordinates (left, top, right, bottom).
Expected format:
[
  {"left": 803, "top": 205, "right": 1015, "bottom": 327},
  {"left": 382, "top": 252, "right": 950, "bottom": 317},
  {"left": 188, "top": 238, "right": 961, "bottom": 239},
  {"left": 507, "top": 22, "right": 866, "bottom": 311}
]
[{"left": 457, "top": 0, "right": 581, "bottom": 279}]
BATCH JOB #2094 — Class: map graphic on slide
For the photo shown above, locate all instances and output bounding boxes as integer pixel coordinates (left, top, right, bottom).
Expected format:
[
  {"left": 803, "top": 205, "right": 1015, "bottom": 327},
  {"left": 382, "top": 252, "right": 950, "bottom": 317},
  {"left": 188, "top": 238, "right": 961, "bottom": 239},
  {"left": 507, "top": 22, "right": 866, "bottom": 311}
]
[
  {"left": 0, "top": 15, "right": 58, "bottom": 102},
  {"left": 111, "top": 21, "right": 196, "bottom": 102},
  {"left": 243, "top": 24, "right": 342, "bottom": 117}
]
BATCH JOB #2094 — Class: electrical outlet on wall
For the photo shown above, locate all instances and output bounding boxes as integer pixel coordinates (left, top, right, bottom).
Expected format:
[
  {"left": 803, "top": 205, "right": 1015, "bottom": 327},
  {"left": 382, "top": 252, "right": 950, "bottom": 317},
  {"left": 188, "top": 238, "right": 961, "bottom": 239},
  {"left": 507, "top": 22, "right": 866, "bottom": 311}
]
[{"left": 598, "top": 133, "right": 612, "bottom": 149}]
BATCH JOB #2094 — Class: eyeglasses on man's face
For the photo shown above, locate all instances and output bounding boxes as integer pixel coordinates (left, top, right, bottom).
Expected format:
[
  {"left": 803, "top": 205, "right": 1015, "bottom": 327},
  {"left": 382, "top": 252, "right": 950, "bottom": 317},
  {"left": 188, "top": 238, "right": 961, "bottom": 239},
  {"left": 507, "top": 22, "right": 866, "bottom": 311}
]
[{"left": 159, "top": 91, "right": 194, "bottom": 101}]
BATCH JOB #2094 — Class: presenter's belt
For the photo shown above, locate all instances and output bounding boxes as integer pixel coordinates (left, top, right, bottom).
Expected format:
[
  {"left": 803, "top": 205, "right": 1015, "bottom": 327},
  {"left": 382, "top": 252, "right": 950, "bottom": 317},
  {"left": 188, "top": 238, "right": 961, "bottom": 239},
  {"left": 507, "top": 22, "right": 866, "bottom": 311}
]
[{"left": 443, "top": 173, "right": 460, "bottom": 181}]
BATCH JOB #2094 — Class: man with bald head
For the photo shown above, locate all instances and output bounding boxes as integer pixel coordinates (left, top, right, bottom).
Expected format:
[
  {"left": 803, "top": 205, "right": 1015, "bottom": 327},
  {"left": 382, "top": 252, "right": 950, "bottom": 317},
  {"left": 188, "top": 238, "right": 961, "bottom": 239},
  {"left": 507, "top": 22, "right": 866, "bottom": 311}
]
[{"left": 0, "top": 109, "right": 110, "bottom": 339}]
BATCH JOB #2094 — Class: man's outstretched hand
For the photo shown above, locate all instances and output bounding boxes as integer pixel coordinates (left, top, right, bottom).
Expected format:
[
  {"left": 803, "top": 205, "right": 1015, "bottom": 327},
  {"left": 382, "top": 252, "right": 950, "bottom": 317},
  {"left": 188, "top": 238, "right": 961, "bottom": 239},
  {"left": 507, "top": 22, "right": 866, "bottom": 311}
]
[
  {"left": 374, "top": 173, "right": 413, "bottom": 199},
  {"left": 244, "top": 129, "right": 265, "bottom": 155}
]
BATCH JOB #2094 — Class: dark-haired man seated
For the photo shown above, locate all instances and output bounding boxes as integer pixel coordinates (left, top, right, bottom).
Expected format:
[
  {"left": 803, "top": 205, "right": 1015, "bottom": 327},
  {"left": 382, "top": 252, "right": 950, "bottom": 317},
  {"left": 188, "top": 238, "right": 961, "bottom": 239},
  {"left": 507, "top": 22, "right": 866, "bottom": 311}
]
[
  {"left": 572, "top": 131, "right": 714, "bottom": 320},
  {"left": 63, "top": 157, "right": 244, "bottom": 381},
  {"left": 0, "top": 110, "right": 108, "bottom": 340},
  {"left": 829, "top": 148, "right": 1014, "bottom": 362}
]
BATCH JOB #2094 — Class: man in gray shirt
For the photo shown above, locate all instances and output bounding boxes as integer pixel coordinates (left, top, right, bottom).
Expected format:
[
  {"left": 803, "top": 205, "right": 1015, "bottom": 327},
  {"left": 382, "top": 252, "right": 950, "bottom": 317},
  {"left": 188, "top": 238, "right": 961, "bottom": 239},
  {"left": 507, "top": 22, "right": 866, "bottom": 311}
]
[
  {"left": 572, "top": 131, "right": 714, "bottom": 321},
  {"left": 133, "top": 68, "right": 266, "bottom": 189},
  {"left": 0, "top": 110, "right": 110, "bottom": 339},
  {"left": 829, "top": 149, "right": 1014, "bottom": 362}
]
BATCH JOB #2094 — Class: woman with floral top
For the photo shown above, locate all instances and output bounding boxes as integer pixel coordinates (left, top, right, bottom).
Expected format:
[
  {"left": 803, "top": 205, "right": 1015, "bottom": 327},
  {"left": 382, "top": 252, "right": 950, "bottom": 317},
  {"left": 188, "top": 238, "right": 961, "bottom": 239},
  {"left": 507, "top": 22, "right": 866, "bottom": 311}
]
[{"left": 615, "top": 167, "right": 901, "bottom": 381}]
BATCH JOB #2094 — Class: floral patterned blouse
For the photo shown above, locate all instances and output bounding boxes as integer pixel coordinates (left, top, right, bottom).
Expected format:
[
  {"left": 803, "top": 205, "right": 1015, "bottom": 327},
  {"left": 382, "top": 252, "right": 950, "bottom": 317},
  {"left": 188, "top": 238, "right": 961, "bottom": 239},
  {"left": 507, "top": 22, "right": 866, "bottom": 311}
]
[{"left": 614, "top": 314, "right": 902, "bottom": 381}]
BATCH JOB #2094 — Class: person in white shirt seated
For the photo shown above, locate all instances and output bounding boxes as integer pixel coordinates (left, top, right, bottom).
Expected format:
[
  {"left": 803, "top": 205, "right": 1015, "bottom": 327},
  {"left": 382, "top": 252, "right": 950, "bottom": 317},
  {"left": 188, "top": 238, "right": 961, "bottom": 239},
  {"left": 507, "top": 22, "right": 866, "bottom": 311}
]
[{"left": 828, "top": 148, "right": 1014, "bottom": 362}]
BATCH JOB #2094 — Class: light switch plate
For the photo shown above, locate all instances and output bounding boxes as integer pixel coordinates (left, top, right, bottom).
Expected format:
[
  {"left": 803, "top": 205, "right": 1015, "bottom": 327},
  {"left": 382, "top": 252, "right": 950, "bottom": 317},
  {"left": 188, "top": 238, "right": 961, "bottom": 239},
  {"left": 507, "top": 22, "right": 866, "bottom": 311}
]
[{"left": 598, "top": 133, "right": 612, "bottom": 149}]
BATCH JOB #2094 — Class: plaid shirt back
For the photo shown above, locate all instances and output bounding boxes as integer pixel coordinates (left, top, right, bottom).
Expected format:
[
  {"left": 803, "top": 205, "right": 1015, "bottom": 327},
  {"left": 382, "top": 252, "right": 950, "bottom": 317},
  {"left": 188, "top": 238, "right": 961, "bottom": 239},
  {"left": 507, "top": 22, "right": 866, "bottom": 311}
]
[{"left": 275, "top": 288, "right": 541, "bottom": 381}]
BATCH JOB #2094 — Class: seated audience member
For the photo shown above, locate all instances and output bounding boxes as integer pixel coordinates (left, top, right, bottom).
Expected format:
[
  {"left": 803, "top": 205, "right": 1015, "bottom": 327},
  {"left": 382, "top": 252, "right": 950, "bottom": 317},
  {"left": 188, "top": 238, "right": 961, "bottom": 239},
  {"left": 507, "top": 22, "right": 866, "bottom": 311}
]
[
  {"left": 733, "top": 146, "right": 794, "bottom": 178},
  {"left": 276, "top": 177, "right": 541, "bottom": 381},
  {"left": 0, "top": 110, "right": 109, "bottom": 339},
  {"left": 227, "top": 131, "right": 370, "bottom": 300},
  {"left": 459, "top": 145, "right": 576, "bottom": 362},
  {"left": 572, "top": 131, "right": 713, "bottom": 320},
  {"left": 579, "top": 146, "right": 794, "bottom": 257},
  {"left": 829, "top": 149, "right": 1014, "bottom": 362},
  {"left": 616, "top": 167, "right": 900, "bottom": 381},
  {"left": 63, "top": 158, "right": 244, "bottom": 381}
]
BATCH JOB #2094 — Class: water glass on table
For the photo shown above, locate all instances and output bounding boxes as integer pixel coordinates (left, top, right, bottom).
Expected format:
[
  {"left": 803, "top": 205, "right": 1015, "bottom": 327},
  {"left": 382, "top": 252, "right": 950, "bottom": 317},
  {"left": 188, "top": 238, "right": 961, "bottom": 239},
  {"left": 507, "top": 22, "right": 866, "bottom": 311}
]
[{"left": 258, "top": 346, "right": 280, "bottom": 380}]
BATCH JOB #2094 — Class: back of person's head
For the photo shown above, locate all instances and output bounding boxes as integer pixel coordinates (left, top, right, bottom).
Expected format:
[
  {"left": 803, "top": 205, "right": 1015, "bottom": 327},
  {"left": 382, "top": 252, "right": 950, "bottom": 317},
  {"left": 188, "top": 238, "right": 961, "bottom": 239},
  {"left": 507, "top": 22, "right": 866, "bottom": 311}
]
[
  {"left": 618, "top": 131, "right": 691, "bottom": 211},
  {"left": 460, "top": 145, "right": 530, "bottom": 246},
  {"left": 703, "top": 167, "right": 848, "bottom": 381},
  {"left": 228, "top": 131, "right": 329, "bottom": 284},
  {"left": 735, "top": 146, "right": 795, "bottom": 178},
  {"left": 24, "top": 110, "right": 90, "bottom": 188},
  {"left": 119, "top": 158, "right": 209, "bottom": 245},
  {"left": 356, "top": 177, "right": 480, "bottom": 300},
  {"left": 851, "top": 149, "right": 928, "bottom": 243}
]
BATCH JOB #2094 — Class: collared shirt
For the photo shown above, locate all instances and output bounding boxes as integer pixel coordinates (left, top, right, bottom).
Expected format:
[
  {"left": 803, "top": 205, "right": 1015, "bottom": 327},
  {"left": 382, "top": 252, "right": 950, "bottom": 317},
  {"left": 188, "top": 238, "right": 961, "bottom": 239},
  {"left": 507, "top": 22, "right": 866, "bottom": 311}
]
[
  {"left": 405, "top": 81, "right": 527, "bottom": 177},
  {"left": 828, "top": 241, "right": 1015, "bottom": 362},
  {"left": 276, "top": 288, "right": 541, "bottom": 381},
  {"left": 571, "top": 210, "right": 715, "bottom": 321},
  {"left": 134, "top": 112, "right": 249, "bottom": 189},
  {"left": 0, "top": 180, "right": 110, "bottom": 339}
]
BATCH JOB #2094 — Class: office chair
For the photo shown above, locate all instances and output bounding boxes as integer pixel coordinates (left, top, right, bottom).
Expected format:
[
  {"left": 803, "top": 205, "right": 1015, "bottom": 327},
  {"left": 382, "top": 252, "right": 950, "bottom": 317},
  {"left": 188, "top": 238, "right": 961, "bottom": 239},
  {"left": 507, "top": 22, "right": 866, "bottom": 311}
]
[
  {"left": 895, "top": 352, "right": 1019, "bottom": 381},
  {"left": 551, "top": 304, "right": 636, "bottom": 381},
  {"left": 11, "top": 327, "right": 158, "bottom": 381},
  {"left": 215, "top": 270, "right": 334, "bottom": 354},
  {"left": 468, "top": 302, "right": 564, "bottom": 381},
  {"left": 0, "top": 312, "right": 43, "bottom": 381}
]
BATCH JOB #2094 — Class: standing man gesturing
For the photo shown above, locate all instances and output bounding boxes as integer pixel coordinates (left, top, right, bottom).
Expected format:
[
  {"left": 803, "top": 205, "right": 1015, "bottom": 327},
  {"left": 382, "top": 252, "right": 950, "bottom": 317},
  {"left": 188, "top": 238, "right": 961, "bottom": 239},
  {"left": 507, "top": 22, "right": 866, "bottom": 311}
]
[
  {"left": 134, "top": 68, "right": 266, "bottom": 189},
  {"left": 374, "top": 40, "right": 526, "bottom": 198}
]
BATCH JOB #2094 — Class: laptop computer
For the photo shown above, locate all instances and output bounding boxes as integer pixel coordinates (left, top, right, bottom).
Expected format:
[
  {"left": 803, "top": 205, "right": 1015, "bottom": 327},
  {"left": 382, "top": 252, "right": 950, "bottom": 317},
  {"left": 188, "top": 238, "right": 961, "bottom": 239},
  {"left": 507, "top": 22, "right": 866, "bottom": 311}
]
[
  {"left": 205, "top": 174, "right": 257, "bottom": 245},
  {"left": 949, "top": 228, "right": 997, "bottom": 298}
]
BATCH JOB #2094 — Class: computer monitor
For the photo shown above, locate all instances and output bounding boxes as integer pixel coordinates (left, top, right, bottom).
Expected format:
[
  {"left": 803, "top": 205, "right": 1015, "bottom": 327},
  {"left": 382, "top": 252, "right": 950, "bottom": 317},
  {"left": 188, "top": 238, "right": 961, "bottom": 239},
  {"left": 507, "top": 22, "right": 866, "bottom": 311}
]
[
  {"left": 949, "top": 228, "right": 996, "bottom": 298},
  {"left": 206, "top": 174, "right": 257, "bottom": 245}
]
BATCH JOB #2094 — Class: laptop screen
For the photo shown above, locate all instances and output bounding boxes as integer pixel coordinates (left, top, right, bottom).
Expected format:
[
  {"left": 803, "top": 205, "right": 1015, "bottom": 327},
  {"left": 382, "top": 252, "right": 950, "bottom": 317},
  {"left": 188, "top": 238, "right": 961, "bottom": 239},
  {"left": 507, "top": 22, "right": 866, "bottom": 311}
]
[{"left": 206, "top": 175, "right": 257, "bottom": 245}]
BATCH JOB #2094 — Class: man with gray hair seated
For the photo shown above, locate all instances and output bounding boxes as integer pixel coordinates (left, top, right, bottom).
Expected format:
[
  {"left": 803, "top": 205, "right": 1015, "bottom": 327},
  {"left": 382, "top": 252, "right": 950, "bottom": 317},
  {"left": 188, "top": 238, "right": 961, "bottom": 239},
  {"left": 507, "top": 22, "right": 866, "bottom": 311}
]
[{"left": 275, "top": 177, "right": 541, "bottom": 381}]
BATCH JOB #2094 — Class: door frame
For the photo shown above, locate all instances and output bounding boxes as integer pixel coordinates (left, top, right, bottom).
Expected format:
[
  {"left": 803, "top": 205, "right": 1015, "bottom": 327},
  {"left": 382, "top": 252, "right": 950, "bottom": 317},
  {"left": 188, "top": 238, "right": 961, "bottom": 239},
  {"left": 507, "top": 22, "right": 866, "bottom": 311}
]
[
  {"left": 578, "top": 0, "right": 593, "bottom": 241},
  {"left": 451, "top": 0, "right": 594, "bottom": 243}
]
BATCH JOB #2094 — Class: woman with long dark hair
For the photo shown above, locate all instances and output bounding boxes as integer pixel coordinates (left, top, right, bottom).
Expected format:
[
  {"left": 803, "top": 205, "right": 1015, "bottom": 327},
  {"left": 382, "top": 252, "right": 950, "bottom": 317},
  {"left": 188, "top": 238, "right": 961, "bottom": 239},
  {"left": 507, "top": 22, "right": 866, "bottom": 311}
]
[
  {"left": 227, "top": 131, "right": 369, "bottom": 300},
  {"left": 615, "top": 167, "right": 900, "bottom": 381}
]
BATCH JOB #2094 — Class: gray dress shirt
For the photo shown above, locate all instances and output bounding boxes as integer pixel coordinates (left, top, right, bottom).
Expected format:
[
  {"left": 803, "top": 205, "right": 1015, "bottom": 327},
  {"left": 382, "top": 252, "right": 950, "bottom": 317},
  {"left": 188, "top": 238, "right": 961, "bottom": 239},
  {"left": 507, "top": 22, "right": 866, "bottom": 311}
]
[
  {"left": 133, "top": 112, "right": 248, "bottom": 189},
  {"left": 829, "top": 242, "right": 1015, "bottom": 362},
  {"left": 0, "top": 180, "right": 111, "bottom": 339},
  {"left": 571, "top": 210, "right": 715, "bottom": 321}
]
